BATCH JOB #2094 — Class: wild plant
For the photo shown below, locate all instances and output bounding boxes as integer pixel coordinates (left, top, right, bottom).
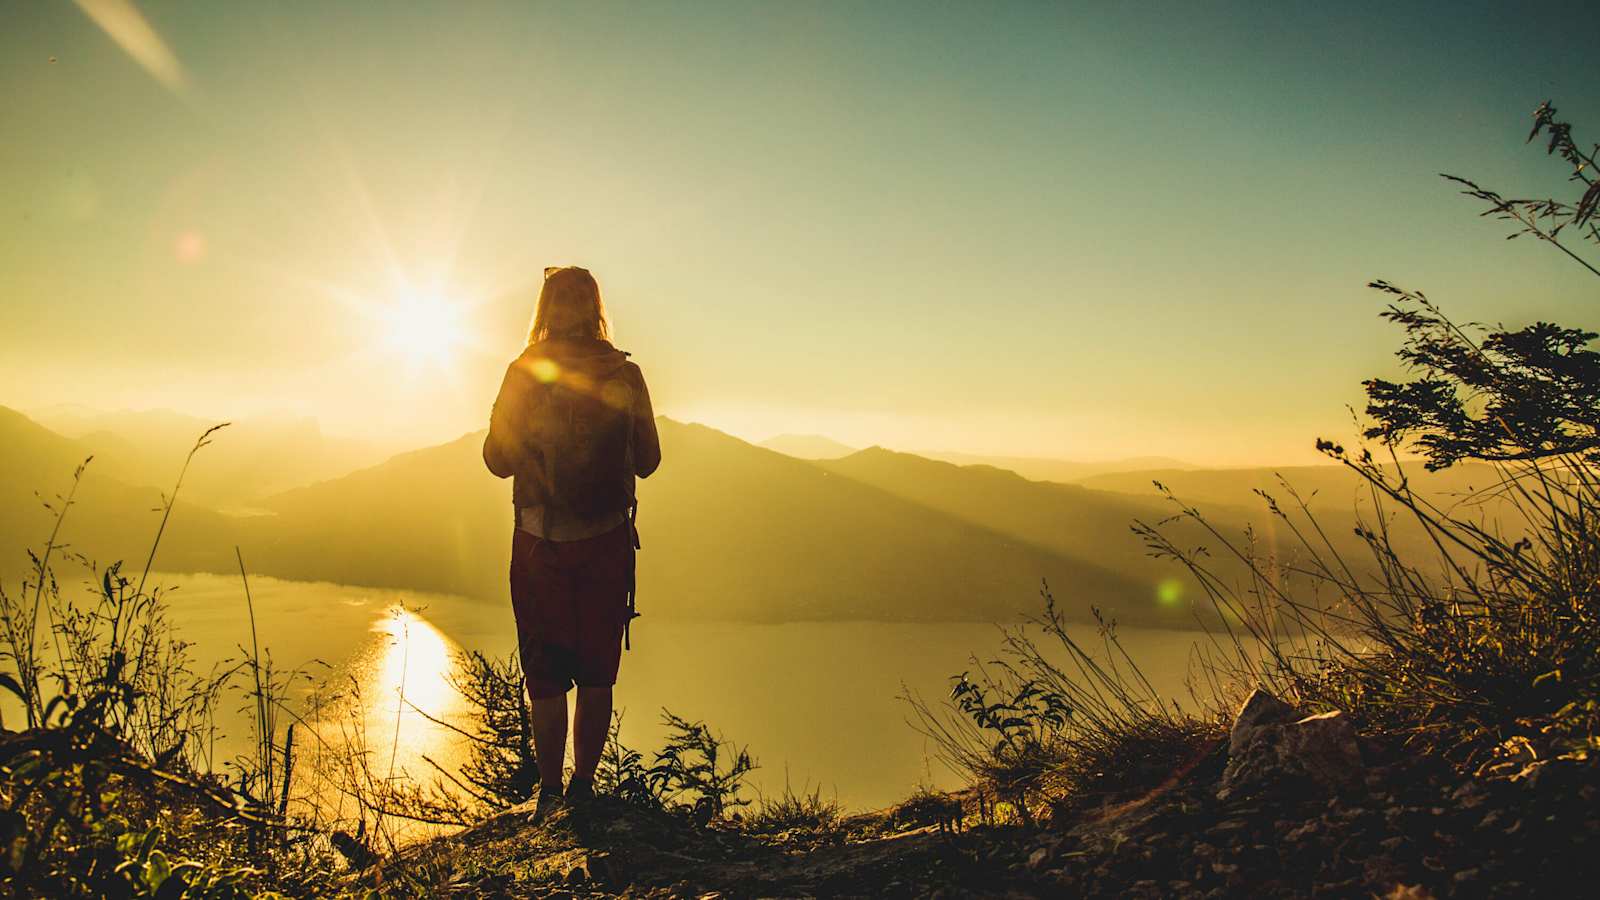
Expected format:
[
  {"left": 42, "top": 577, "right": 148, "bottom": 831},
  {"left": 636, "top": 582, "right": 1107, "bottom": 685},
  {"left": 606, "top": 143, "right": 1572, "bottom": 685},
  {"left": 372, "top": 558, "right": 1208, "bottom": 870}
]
[
  {"left": 0, "top": 606, "right": 288, "bottom": 897},
  {"left": 594, "top": 709, "right": 658, "bottom": 809},
  {"left": 0, "top": 457, "right": 89, "bottom": 730},
  {"left": 890, "top": 783, "right": 963, "bottom": 833},
  {"left": 748, "top": 770, "right": 842, "bottom": 836},
  {"left": 0, "top": 426, "right": 352, "bottom": 895},
  {"left": 1139, "top": 102, "right": 1600, "bottom": 773},
  {"left": 906, "top": 586, "right": 1219, "bottom": 824},
  {"left": 446, "top": 649, "right": 537, "bottom": 808},
  {"left": 908, "top": 102, "right": 1600, "bottom": 819},
  {"left": 614, "top": 709, "right": 758, "bottom": 827}
]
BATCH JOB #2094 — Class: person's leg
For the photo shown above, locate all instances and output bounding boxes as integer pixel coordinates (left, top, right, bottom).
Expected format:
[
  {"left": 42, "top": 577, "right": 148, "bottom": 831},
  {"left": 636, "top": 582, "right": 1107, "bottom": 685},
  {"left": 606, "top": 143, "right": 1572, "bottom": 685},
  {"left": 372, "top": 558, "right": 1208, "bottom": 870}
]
[
  {"left": 511, "top": 529, "right": 579, "bottom": 799},
  {"left": 530, "top": 691, "right": 570, "bottom": 791},
  {"left": 568, "top": 523, "right": 631, "bottom": 800},
  {"left": 571, "top": 685, "right": 613, "bottom": 782}
]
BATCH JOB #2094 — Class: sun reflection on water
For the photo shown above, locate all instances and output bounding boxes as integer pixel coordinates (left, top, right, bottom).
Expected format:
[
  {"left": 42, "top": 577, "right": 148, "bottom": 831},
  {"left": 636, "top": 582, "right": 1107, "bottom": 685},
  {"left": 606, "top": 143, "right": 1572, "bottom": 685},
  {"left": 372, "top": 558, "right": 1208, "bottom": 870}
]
[
  {"left": 348, "top": 605, "right": 472, "bottom": 781},
  {"left": 373, "top": 605, "right": 458, "bottom": 724},
  {"left": 286, "top": 603, "right": 480, "bottom": 844}
]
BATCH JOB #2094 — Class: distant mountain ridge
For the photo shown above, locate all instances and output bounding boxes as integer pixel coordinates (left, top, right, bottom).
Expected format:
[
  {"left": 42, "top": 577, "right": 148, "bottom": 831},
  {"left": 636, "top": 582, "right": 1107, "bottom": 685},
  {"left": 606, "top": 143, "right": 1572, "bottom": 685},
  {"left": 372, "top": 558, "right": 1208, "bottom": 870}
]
[
  {"left": 758, "top": 433, "right": 858, "bottom": 460},
  {"left": 1078, "top": 461, "right": 1504, "bottom": 511},
  {"left": 915, "top": 451, "right": 1198, "bottom": 484},
  {"left": 26, "top": 406, "right": 393, "bottom": 512},
  {"left": 250, "top": 419, "right": 1192, "bottom": 626},
  {"left": 2, "top": 404, "right": 1457, "bottom": 627},
  {"left": 759, "top": 433, "right": 1198, "bottom": 482},
  {"left": 0, "top": 406, "right": 241, "bottom": 582}
]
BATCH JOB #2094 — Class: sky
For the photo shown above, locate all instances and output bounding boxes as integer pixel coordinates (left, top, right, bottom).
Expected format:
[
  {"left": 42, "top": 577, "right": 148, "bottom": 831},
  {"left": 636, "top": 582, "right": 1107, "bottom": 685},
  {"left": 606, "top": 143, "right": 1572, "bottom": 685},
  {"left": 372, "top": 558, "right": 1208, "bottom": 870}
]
[{"left": 2, "top": 1, "right": 1596, "bottom": 465}]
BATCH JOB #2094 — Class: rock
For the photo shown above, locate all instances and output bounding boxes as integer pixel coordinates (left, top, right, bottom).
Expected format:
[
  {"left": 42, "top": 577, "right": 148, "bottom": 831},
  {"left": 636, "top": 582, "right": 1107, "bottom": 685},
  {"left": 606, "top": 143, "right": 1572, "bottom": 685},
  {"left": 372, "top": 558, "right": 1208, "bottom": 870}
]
[
  {"left": 1284, "top": 712, "right": 1362, "bottom": 783},
  {"left": 1219, "top": 698, "right": 1363, "bottom": 800},
  {"left": 329, "top": 830, "right": 377, "bottom": 869},
  {"left": 1028, "top": 847, "right": 1053, "bottom": 870},
  {"left": 1229, "top": 688, "right": 1298, "bottom": 758}
]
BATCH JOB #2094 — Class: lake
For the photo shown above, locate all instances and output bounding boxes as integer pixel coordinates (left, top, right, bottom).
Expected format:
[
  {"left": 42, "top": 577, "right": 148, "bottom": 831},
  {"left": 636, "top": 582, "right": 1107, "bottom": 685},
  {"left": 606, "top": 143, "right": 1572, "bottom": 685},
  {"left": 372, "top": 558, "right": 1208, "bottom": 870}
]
[{"left": 152, "top": 571, "right": 1220, "bottom": 815}]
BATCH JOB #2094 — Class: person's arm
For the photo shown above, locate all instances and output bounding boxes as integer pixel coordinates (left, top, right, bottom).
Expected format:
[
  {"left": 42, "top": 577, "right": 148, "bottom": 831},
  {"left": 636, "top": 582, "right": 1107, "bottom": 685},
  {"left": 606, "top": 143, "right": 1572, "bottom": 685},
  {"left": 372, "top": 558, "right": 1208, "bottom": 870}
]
[
  {"left": 483, "top": 362, "right": 530, "bottom": 478},
  {"left": 631, "top": 367, "right": 661, "bottom": 478}
]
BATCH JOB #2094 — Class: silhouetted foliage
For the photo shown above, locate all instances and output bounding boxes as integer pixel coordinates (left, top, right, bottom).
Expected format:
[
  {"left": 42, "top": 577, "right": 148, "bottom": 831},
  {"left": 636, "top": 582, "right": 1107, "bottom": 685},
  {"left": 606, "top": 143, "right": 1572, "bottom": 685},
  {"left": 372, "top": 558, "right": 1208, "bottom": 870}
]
[
  {"left": 644, "top": 710, "right": 758, "bottom": 827},
  {"left": 748, "top": 773, "right": 842, "bottom": 836},
  {"left": 1364, "top": 103, "right": 1600, "bottom": 469},
  {"left": 1147, "top": 103, "right": 1600, "bottom": 773},
  {"left": 449, "top": 650, "right": 537, "bottom": 808},
  {"left": 595, "top": 710, "right": 657, "bottom": 809},
  {"left": 907, "top": 587, "right": 1220, "bottom": 826},
  {"left": 589, "top": 708, "right": 758, "bottom": 827}
]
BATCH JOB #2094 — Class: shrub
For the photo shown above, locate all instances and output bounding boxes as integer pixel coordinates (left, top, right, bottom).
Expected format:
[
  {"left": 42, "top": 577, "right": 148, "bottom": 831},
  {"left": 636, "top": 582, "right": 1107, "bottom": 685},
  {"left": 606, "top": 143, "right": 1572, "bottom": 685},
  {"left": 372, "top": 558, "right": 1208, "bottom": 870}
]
[
  {"left": 448, "top": 650, "right": 538, "bottom": 809},
  {"left": 748, "top": 772, "right": 842, "bottom": 835},
  {"left": 889, "top": 784, "right": 963, "bottom": 833},
  {"left": 591, "top": 708, "right": 758, "bottom": 827},
  {"left": 1139, "top": 102, "right": 1600, "bottom": 774},
  {"left": 594, "top": 709, "right": 658, "bottom": 809},
  {"left": 0, "top": 431, "right": 341, "bottom": 896},
  {"left": 906, "top": 587, "right": 1222, "bottom": 825},
  {"left": 913, "top": 103, "right": 1600, "bottom": 814},
  {"left": 646, "top": 709, "right": 757, "bottom": 826}
]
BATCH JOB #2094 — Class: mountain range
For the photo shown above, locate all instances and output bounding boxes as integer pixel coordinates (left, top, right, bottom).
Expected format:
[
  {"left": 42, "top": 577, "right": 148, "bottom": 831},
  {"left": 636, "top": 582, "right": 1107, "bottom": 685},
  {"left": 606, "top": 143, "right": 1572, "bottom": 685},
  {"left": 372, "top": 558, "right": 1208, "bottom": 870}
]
[
  {"left": 758, "top": 432, "right": 1195, "bottom": 482},
  {"left": 2, "top": 405, "right": 1476, "bottom": 628}
]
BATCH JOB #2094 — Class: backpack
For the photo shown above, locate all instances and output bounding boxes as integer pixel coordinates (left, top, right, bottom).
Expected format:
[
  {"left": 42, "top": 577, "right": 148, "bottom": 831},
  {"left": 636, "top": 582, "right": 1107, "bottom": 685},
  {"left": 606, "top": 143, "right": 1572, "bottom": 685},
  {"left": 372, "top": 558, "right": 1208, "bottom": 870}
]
[{"left": 522, "top": 363, "right": 636, "bottom": 523}]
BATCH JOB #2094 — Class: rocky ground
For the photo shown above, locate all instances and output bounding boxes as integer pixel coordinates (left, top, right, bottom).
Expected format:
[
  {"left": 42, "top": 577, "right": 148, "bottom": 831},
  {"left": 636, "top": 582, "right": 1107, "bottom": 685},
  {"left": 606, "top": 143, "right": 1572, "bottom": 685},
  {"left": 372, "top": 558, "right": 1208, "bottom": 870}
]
[{"left": 351, "top": 692, "right": 1600, "bottom": 898}]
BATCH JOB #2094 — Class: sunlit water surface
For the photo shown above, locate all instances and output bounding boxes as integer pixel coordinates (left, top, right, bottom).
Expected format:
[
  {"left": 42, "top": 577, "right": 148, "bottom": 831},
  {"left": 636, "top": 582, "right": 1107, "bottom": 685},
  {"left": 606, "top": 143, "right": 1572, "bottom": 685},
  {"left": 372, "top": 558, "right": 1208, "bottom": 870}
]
[{"left": 153, "top": 572, "right": 1216, "bottom": 823}]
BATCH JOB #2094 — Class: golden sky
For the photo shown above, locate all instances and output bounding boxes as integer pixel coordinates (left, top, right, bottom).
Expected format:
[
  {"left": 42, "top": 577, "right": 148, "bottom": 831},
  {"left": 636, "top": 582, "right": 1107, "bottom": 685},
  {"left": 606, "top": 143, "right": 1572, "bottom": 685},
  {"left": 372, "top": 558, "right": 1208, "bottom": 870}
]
[{"left": 2, "top": 2, "right": 1595, "bottom": 464}]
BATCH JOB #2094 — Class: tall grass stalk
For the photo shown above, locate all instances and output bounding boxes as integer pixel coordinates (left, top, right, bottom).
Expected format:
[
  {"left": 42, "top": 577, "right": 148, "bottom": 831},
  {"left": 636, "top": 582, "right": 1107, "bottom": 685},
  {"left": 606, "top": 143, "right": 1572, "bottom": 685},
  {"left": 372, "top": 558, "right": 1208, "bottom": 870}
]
[{"left": 905, "top": 585, "right": 1221, "bottom": 824}]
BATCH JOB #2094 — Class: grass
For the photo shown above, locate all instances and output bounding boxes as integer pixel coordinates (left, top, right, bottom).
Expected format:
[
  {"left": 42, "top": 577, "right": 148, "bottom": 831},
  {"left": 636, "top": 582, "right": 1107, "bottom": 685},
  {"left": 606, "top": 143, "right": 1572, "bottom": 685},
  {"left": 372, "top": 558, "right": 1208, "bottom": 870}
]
[
  {"left": 905, "top": 589, "right": 1223, "bottom": 825},
  {"left": 907, "top": 100, "right": 1600, "bottom": 828},
  {"left": 748, "top": 771, "right": 842, "bottom": 835}
]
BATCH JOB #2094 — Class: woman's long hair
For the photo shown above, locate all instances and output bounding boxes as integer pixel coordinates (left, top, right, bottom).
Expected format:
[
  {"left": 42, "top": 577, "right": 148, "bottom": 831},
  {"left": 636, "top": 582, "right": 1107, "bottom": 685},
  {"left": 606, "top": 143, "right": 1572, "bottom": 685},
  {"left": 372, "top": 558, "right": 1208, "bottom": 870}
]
[{"left": 527, "top": 266, "right": 610, "bottom": 345}]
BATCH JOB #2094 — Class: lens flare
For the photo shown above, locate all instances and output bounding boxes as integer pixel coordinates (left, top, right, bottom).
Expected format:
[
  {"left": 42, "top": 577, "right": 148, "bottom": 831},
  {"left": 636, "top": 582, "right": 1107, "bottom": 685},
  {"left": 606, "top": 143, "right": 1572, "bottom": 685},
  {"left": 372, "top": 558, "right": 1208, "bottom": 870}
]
[
  {"left": 530, "top": 358, "right": 561, "bottom": 383},
  {"left": 174, "top": 230, "right": 206, "bottom": 263},
  {"left": 71, "top": 0, "right": 188, "bottom": 95},
  {"left": 1156, "top": 578, "right": 1184, "bottom": 607}
]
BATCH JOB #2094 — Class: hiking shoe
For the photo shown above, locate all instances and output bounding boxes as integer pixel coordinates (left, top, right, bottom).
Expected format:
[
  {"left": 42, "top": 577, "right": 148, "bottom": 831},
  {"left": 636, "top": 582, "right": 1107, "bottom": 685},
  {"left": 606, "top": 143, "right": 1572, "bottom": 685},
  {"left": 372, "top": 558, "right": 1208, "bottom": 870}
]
[
  {"left": 564, "top": 777, "right": 595, "bottom": 809},
  {"left": 532, "top": 788, "right": 566, "bottom": 822}
]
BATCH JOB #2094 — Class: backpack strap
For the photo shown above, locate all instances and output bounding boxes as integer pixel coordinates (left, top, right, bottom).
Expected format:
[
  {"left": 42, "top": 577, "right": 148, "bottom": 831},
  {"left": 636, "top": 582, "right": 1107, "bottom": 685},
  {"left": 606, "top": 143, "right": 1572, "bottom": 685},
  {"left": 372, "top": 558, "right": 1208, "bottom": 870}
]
[{"left": 624, "top": 499, "right": 641, "bottom": 650}]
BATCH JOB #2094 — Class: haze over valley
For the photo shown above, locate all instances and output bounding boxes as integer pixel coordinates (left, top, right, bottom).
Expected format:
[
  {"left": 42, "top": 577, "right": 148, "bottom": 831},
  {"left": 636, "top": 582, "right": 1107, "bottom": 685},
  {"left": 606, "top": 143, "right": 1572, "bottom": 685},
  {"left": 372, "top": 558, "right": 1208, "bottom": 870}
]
[{"left": 3, "top": 403, "right": 1472, "bottom": 631}]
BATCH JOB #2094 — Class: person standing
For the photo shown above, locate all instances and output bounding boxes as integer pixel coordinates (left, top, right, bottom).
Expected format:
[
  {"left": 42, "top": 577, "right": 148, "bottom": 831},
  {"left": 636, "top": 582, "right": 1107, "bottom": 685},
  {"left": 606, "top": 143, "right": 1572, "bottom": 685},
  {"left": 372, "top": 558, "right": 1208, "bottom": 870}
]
[{"left": 483, "top": 266, "right": 661, "bottom": 818}]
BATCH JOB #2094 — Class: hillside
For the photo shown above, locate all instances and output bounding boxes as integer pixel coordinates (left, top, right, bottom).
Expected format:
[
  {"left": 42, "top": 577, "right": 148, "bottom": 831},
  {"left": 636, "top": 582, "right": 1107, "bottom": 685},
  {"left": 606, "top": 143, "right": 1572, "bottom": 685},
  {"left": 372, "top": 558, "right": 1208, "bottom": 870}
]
[
  {"left": 814, "top": 446, "right": 1420, "bottom": 623},
  {"left": 758, "top": 433, "right": 858, "bottom": 460},
  {"left": 251, "top": 419, "right": 1187, "bottom": 625},
  {"left": 918, "top": 450, "right": 1196, "bottom": 483},
  {"left": 818, "top": 448, "right": 1228, "bottom": 600},
  {"left": 4, "top": 405, "right": 1432, "bottom": 628},
  {"left": 1080, "top": 461, "right": 1510, "bottom": 513},
  {"left": 28, "top": 406, "right": 392, "bottom": 512},
  {"left": 0, "top": 405, "right": 243, "bottom": 582}
]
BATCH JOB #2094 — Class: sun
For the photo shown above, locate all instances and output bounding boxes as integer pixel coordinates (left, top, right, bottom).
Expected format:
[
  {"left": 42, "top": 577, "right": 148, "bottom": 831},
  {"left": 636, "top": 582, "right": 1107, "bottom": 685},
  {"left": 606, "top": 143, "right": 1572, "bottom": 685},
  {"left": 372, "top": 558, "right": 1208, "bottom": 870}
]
[{"left": 380, "top": 291, "right": 468, "bottom": 371}]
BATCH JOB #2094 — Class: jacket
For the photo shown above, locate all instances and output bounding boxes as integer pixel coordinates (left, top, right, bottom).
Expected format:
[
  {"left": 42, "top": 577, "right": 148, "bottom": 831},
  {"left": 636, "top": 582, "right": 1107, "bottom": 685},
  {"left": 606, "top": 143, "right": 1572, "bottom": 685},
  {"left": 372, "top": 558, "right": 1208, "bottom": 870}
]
[{"left": 483, "top": 337, "right": 661, "bottom": 539}]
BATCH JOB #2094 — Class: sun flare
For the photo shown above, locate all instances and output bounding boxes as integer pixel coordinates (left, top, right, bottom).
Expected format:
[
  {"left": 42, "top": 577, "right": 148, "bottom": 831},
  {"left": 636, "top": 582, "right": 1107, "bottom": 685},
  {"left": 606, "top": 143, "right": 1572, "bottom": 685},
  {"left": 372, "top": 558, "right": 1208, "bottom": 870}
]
[{"left": 380, "top": 291, "right": 468, "bottom": 370}]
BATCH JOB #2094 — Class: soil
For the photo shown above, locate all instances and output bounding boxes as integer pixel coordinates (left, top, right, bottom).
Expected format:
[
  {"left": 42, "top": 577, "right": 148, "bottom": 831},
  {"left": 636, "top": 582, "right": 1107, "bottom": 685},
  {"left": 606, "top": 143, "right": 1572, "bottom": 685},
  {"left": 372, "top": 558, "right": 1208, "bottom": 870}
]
[{"left": 353, "top": 739, "right": 1600, "bottom": 898}]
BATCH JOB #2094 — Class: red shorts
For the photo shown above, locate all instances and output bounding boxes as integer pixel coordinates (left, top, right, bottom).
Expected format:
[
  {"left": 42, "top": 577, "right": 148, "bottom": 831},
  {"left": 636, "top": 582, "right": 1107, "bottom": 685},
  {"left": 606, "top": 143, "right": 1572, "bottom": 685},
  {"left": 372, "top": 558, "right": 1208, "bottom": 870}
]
[{"left": 509, "top": 523, "right": 633, "bottom": 699}]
